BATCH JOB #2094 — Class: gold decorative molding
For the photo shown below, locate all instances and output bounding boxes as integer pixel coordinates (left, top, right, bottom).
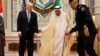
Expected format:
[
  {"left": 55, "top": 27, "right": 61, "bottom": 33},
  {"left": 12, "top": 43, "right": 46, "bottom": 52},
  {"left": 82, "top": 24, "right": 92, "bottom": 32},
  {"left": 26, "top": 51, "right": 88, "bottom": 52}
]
[
  {"left": 85, "top": 0, "right": 90, "bottom": 7},
  {"left": 94, "top": 5, "right": 100, "bottom": 8}
]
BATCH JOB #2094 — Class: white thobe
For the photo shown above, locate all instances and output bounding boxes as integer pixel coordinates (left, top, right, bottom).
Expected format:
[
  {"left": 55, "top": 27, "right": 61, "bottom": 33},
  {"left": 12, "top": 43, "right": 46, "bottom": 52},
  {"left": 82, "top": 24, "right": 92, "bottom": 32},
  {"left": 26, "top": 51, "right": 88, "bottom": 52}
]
[{"left": 53, "top": 16, "right": 67, "bottom": 56}]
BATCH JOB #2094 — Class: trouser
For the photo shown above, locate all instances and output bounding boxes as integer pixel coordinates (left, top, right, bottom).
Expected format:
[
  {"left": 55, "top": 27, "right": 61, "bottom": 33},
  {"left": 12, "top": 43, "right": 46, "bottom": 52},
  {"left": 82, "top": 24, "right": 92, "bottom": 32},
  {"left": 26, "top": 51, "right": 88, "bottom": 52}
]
[
  {"left": 19, "top": 32, "right": 33, "bottom": 56},
  {"left": 77, "top": 34, "right": 97, "bottom": 56},
  {"left": 0, "top": 37, "right": 4, "bottom": 56}
]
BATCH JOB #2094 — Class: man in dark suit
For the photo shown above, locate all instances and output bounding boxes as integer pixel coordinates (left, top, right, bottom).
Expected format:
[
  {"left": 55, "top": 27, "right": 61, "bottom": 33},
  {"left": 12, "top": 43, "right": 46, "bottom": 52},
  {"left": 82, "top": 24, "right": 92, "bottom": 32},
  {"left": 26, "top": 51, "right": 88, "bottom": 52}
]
[
  {"left": 0, "top": 15, "right": 5, "bottom": 56},
  {"left": 66, "top": 0, "right": 97, "bottom": 56},
  {"left": 17, "top": 2, "right": 38, "bottom": 56}
]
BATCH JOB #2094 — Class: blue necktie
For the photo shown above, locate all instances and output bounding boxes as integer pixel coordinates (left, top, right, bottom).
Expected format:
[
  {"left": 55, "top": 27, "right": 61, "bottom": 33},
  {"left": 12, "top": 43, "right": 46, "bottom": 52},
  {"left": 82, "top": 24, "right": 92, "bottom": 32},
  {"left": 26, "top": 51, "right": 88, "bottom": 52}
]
[{"left": 27, "top": 12, "right": 30, "bottom": 23}]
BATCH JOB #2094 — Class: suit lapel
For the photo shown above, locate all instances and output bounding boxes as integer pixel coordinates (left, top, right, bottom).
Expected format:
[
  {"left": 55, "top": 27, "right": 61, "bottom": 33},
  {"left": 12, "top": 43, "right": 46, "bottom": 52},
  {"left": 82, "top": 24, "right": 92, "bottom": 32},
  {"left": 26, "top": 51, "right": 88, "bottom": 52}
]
[
  {"left": 29, "top": 12, "right": 33, "bottom": 23},
  {"left": 23, "top": 11, "right": 29, "bottom": 23}
]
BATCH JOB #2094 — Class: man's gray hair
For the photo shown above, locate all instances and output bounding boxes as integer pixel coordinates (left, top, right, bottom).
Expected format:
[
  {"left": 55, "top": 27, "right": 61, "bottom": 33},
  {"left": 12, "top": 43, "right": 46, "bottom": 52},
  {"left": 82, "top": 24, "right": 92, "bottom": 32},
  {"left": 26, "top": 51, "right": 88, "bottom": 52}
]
[{"left": 26, "top": 2, "right": 33, "bottom": 7}]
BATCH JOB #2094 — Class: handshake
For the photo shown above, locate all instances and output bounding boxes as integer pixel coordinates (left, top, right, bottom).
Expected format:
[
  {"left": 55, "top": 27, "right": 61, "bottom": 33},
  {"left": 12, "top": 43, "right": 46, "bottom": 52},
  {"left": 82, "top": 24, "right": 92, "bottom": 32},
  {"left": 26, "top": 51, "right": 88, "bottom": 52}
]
[
  {"left": 65, "top": 32, "right": 71, "bottom": 35},
  {"left": 65, "top": 27, "right": 90, "bottom": 37}
]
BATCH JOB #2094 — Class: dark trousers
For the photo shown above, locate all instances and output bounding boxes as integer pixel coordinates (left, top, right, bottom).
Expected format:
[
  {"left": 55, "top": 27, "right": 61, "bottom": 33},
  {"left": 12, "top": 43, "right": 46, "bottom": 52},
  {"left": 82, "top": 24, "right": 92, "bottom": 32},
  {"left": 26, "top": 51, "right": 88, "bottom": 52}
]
[
  {"left": 0, "top": 37, "right": 4, "bottom": 56},
  {"left": 19, "top": 32, "right": 33, "bottom": 56},
  {"left": 77, "top": 34, "right": 97, "bottom": 56}
]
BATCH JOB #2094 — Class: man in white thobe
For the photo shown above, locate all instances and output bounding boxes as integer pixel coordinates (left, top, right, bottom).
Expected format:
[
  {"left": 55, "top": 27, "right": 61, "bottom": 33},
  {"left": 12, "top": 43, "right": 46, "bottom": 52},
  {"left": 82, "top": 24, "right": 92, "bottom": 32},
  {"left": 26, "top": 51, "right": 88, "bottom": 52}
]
[{"left": 39, "top": 6, "right": 72, "bottom": 56}]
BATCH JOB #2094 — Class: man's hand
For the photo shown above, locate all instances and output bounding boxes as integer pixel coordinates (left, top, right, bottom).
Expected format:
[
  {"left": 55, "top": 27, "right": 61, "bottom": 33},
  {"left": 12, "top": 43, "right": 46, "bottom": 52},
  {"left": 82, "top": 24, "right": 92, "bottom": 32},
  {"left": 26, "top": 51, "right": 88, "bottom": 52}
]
[
  {"left": 65, "top": 32, "right": 71, "bottom": 40},
  {"left": 65, "top": 32, "right": 71, "bottom": 35},
  {"left": 34, "top": 33, "right": 38, "bottom": 38},
  {"left": 18, "top": 31, "right": 22, "bottom": 37},
  {"left": 84, "top": 27, "right": 90, "bottom": 37}
]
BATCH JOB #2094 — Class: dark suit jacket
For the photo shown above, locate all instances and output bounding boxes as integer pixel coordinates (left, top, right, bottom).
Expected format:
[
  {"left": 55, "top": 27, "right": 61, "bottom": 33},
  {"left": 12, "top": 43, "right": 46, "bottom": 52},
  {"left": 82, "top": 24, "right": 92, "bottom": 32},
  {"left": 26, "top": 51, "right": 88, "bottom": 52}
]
[
  {"left": 0, "top": 15, "right": 5, "bottom": 36},
  {"left": 70, "top": 4, "right": 97, "bottom": 36},
  {"left": 0, "top": 15, "right": 5, "bottom": 56},
  {"left": 17, "top": 10, "right": 38, "bottom": 36}
]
